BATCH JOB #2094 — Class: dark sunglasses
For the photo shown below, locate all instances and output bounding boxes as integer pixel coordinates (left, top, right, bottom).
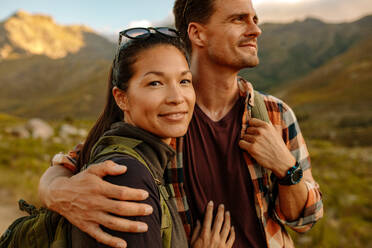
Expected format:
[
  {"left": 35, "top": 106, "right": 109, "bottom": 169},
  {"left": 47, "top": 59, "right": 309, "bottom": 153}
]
[
  {"left": 113, "top": 27, "right": 180, "bottom": 87},
  {"left": 118, "top": 27, "right": 179, "bottom": 46}
]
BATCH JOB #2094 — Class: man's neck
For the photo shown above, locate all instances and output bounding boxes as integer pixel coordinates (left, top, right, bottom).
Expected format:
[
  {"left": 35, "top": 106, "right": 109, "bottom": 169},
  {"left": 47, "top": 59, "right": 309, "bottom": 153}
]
[{"left": 190, "top": 53, "right": 241, "bottom": 122}]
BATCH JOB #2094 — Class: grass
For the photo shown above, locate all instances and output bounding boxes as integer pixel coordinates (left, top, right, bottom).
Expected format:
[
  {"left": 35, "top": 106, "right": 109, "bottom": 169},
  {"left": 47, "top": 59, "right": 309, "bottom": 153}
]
[
  {"left": 0, "top": 116, "right": 371, "bottom": 247},
  {"left": 289, "top": 140, "right": 372, "bottom": 248},
  {"left": 0, "top": 116, "right": 92, "bottom": 205}
]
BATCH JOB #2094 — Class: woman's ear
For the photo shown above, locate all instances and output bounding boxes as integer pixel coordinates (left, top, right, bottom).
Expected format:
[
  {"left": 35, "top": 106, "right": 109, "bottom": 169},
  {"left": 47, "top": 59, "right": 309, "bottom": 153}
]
[
  {"left": 112, "top": 86, "right": 128, "bottom": 111},
  {"left": 188, "top": 22, "right": 207, "bottom": 48}
]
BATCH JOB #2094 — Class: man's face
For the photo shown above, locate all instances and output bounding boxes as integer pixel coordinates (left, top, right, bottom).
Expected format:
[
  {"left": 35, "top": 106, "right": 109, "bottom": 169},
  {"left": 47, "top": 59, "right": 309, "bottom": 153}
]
[{"left": 201, "top": 0, "right": 261, "bottom": 70}]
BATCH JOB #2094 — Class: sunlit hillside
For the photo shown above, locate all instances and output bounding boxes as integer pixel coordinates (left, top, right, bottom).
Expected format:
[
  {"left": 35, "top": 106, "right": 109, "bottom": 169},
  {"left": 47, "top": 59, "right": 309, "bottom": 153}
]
[
  {"left": 0, "top": 10, "right": 115, "bottom": 120},
  {"left": 240, "top": 15, "right": 372, "bottom": 91},
  {"left": 278, "top": 36, "right": 372, "bottom": 146}
]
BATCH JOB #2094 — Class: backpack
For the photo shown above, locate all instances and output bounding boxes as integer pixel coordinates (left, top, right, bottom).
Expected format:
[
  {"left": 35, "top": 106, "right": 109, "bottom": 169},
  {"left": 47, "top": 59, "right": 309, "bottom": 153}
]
[
  {"left": 252, "top": 90, "right": 270, "bottom": 123},
  {"left": 0, "top": 199, "right": 71, "bottom": 248},
  {"left": 0, "top": 136, "right": 173, "bottom": 248}
]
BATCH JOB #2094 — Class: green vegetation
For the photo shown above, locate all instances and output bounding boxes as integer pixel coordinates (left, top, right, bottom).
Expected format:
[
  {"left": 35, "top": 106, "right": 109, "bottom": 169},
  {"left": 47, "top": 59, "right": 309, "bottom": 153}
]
[
  {"left": 279, "top": 37, "right": 372, "bottom": 146},
  {"left": 0, "top": 115, "right": 92, "bottom": 205},
  {"left": 1, "top": 115, "right": 371, "bottom": 246},
  {"left": 290, "top": 140, "right": 372, "bottom": 247}
]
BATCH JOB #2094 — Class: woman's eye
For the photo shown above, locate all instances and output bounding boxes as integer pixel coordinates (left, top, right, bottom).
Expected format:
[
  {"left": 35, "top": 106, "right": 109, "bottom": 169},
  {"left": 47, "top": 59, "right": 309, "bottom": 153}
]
[
  {"left": 148, "top": 81, "right": 162, "bottom": 86},
  {"left": 180, "top": 79, "right": 191, "bottom": 85}
]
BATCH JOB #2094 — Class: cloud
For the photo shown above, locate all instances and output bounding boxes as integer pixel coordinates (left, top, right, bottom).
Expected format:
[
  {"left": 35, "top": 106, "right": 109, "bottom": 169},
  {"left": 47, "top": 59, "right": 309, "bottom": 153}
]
[
  {"left": 127, "top": 19, "right": 153, "bottom": 28},
  {"left": 97, "top": 13, "right": 175, "bottom": 42},
  {"left": 126, "top": 12, "right": 174, "bottom": 28},
  {"left": 97, "top": 0, "right": 372, "bottom": 40},
  {"left": 255, "top": 0, "right": 372, "bottom": 23},
  {"left": 153, "top": 12, "right": 175, "bottom": 27},
  {"left": 125, "top": 0, "right": 372, "bottom": 28}
]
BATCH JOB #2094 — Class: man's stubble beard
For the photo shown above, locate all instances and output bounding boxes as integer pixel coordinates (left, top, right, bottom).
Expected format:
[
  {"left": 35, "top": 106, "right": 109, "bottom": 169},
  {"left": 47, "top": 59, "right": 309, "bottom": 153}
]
[{"left": 207, "top": 47, "right": 260, "bottom": 71}]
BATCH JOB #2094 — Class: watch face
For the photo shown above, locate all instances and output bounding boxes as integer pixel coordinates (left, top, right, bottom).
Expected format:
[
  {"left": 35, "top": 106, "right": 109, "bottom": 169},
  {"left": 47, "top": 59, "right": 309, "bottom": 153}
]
[{"left": 291, "top": 167, "right": 303, "bottom": 184}]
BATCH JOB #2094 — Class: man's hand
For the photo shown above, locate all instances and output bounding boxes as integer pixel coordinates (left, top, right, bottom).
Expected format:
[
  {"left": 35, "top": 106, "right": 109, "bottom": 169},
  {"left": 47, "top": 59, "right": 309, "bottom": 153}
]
[
  {"left": 39, "top": 161, "right": 153, "bottom": 248},
  {"left": 238, "top": 118, "right": 296, "bottom": 178},
  {"left": 239, "top": 118, "right": 309, "bottom": 221}
]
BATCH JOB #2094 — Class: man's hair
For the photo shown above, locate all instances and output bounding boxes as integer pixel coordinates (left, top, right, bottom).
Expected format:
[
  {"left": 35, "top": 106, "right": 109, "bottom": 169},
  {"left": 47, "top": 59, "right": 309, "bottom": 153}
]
[{"left": 173, "top": 0, "right": 216, "bottom": 54}]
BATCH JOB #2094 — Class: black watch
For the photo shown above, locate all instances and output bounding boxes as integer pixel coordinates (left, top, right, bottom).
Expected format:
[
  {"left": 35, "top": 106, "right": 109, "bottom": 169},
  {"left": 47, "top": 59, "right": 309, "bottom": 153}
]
[{"left": 278, "top": 162, "right": 303, "bottom": 186}]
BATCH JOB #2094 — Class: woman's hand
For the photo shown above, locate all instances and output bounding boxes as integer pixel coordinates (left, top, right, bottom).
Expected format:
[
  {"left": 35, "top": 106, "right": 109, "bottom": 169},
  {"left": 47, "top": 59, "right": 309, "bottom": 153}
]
[
  {"left": 191, "top": 201, "right": 235, "bottom": 248},
  {"left": 38, "top": 160, "right": 153, "bottom": 248}
]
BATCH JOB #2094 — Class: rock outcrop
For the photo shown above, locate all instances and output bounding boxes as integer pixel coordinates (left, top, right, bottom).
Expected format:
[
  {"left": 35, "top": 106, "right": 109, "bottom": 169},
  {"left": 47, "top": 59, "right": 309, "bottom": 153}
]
[{"left": 0, "top": 10, "right": 94, "bottom": 60}]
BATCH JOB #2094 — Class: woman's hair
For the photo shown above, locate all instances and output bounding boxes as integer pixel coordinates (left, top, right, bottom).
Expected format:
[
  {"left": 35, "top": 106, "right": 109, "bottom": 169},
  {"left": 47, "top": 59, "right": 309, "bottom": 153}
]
[{"left": 77, "top": 32, "right": 188, "bottom": 170}]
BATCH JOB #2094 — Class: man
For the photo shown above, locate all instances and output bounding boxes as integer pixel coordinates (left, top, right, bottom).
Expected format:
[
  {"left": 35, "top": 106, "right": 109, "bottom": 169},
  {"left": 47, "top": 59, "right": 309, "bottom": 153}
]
[{"left": 39, "top": 0, "right": 323, "bottom": 247}]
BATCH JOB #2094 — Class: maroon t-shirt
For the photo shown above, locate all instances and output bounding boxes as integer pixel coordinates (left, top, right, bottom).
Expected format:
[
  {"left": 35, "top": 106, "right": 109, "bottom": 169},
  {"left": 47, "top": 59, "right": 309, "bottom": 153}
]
[{"left": 183, "top": 97, "right": 267, "bottom": 248}]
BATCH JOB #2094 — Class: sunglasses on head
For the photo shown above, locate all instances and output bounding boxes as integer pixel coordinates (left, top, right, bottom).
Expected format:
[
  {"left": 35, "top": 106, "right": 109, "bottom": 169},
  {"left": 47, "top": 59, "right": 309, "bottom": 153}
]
[
  {"left": 118, "top": 27, "right": 179, "bottom": 46},
  {"left": 113, "top": 27, "right": 180, "bottom": 87}
]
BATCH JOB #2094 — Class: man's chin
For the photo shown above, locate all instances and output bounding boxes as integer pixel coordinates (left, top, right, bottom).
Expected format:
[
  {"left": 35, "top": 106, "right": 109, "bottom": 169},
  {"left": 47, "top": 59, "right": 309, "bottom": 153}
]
[{"left": 239, "top": 57, "right": 259, "bottom": 69}]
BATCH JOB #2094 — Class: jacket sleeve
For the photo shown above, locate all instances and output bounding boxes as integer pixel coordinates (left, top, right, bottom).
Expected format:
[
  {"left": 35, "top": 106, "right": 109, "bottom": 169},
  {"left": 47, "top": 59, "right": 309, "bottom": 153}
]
[
  {"left": 96, "top": 156, "right": 162, "bottom": 248},
  {"left": 272, "top": 99, "right": 323, "bottom": 233}
]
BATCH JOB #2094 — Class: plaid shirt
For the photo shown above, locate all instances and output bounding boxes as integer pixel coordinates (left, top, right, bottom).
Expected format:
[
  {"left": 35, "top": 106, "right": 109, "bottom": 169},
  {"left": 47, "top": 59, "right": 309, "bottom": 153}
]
[{"left": 52, "top": 80, "right": 323, "bottom": 248}]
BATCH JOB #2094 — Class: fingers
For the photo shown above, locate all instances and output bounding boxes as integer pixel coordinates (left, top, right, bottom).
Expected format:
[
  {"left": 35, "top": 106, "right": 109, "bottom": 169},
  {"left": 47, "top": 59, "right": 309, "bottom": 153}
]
[
  {"left": 102, "top": 181, "right": 149, "bottom": 201},
  {"left": 226, "top": 226, "right": 235, "bottom": 248},
  {"left": 249, "top": 118, "right": 267, "bottom": 127},
  {"left": 211, "top": 204, "right": 224, "bottom": 235},
  {"left": 245, "top": 127, "right": 260, "bottom": 135},
  {"left": 191, "top": 220, "right": 201, "bottom": 244},
  {"left": 201, "top": 201, "right": 214, "bottom": 235},
  {"left": 84, "top": 224, "right": 127, "bottom": 248},
  {"left": 101, "top": 198, "right": 153, "bottom": 217},
  {"left": 98, "top": 212, "right": 149, "bottom": 233},
  {"left": 220, "top": 211, "right": 231, "bottom": 242},
  {"left": 88, "top": 160, "right": 127, "bottom": 178},
  {"left": 240, "top": 134, "right": 255, "bottom": 143},
  {"left": 239, "top": 139, "right": 253, "bottom": 152}
]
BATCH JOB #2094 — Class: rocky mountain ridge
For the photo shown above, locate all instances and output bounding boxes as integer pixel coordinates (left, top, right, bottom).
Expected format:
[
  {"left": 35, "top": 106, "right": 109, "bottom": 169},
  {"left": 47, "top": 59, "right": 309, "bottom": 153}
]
[
  {"left": 0, "top": 10, "right": 96, "bottom": 60},
  {"left": 0, "top": 10, "right": 371, "bottom": 122}
]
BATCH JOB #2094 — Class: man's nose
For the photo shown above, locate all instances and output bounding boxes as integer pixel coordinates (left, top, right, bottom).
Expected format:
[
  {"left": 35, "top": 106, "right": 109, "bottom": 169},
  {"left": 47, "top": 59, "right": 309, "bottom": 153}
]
[{"left": 244, "top": 20, "right": 262, "bottom": 38}]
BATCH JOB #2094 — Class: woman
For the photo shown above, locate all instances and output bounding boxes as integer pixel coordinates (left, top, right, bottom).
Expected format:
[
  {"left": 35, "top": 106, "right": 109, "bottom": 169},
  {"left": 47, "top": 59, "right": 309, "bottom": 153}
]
[{"left": 71, "top": 27, "right": 235, "bottom": 248}]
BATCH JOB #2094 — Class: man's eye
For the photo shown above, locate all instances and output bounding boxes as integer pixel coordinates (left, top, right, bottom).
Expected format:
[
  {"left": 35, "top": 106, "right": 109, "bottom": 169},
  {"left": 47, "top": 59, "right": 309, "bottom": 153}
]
[
  {"left": 233, "top": 16, "right": 245, "bottom": 22},
  {"left": 148, "top": 81, "right": 162, "bottom": 86}
]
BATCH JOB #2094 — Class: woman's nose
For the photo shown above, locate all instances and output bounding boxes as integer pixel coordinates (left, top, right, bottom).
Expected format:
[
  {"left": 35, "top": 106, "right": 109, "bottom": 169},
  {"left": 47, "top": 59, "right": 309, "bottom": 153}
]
[{"left": 166, "top": 83, "right": 185, "bottom": 105}]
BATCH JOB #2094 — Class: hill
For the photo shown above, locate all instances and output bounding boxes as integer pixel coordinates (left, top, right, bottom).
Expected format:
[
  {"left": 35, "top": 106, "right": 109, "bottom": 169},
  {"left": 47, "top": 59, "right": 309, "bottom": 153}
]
[
  {"left": 0, "top": 10, "right": 113, "bottom": 60},
  {"left": 0, "top": 10, "right": 115, "bottom": 119},
  {"left": 0, "top": 11, "right": 371, "bottom": 121},
  {"left": 277, "top": 37, "right": 372, "bottom": 146},
  {"left": 239, "top": 15, "right": 372, "bottom": 91}
]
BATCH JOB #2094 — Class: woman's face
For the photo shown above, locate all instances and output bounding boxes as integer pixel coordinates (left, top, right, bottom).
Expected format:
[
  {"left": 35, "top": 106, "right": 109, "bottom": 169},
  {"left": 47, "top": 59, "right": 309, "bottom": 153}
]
[{"left": 115, "top": 44, "right": 195, "bottom": 144}]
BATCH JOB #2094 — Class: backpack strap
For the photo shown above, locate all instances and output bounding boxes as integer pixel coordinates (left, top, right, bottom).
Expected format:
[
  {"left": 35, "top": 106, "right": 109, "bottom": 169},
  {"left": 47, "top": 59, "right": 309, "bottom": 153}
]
[
  {"left": 252, "top": 90, "right": 271, "bottom": 123},
  {"left": 87, "top": 136, "right": 172, "bottom": 248}
]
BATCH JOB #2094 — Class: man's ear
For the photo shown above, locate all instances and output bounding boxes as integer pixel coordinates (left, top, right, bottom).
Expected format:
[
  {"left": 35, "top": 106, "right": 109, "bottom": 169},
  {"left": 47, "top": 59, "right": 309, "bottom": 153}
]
[
  {"left": 112, "top": 86, "right": 128, "bottom": 111},
  {"left": 188, "top": 22, "right": 208, "bottom": 48}
]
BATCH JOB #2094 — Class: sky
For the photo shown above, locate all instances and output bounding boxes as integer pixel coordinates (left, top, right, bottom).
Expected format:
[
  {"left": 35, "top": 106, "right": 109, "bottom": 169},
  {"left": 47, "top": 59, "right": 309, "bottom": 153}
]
[{"left": 1, "top": 0, "right": 371, "bottom": 37}]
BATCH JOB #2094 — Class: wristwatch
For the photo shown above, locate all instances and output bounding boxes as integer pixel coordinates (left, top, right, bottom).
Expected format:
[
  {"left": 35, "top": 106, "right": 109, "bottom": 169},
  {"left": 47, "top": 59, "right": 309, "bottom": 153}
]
[{"left": 278, "top": 162, "right": 303, "bottom": 186}]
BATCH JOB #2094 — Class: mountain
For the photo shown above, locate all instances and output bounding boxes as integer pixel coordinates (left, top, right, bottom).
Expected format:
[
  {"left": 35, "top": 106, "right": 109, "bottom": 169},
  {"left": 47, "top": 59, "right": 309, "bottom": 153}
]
[
  {"left": 0, "top": 11, "right": 371, "bottom": 122},
  {"left": 277, "top": 36, "right": 372, "bottom": 146},
  {"left": 0, "top": 10, "right": 115, "bottom": 119},
  {"left": 239, "top": 15, "right": 372, "bottom": 91},
  {"left": 0, "top": 10, "right": 115, "bottom": 60}
]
